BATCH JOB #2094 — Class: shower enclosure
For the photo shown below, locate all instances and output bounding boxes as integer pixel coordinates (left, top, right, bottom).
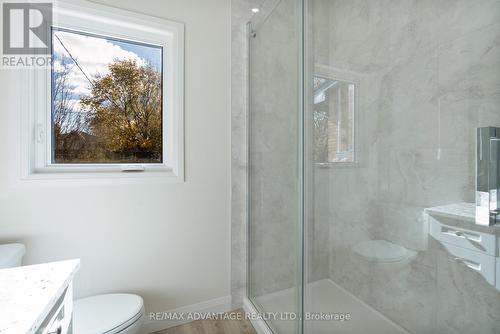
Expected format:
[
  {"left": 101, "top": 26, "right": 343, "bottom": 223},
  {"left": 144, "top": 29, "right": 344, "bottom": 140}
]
[{"left": 247, "top": 0, "right": 500, "bottom": 333}]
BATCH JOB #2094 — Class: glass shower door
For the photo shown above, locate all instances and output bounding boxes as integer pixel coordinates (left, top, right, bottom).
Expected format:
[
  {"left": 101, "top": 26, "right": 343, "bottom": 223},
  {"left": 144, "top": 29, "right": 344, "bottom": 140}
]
[
  {"left": 247, "top": 0, "right": 303, "bottom": 333},
  {"left": 304, "top": 1, "right": 500, "bottom": 334},
  {"left": 247, "top": 1, "right": 500, "bottom": 333}
]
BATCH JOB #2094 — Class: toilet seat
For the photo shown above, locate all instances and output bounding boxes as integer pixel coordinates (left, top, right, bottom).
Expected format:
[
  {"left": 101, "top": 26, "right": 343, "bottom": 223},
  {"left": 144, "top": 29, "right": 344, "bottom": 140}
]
[
  {"left": 73, "top": 294, "right": 144, "bottom": 334},
  {"left": 353, "top": 240, "right": 409, "bottom": 263}
]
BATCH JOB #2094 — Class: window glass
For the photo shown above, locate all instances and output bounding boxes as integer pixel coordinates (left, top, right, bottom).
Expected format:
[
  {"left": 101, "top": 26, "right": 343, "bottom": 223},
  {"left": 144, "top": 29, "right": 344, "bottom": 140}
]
[{"left": 51, "top": 28, "right": 163, "bottom": 164}]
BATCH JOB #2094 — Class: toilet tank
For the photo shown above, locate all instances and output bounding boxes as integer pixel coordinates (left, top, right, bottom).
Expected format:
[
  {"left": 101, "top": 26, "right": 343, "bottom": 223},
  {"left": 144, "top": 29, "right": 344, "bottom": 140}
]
[{"left": 0, "top": 244, "right": 26, "bottom": 269}]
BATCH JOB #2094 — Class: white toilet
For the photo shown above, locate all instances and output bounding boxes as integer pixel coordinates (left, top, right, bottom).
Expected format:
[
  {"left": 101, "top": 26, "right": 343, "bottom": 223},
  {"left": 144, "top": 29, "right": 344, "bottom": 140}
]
[
  {"left": 352, "top": 239, "right": 416, "bottom": 269},
  {"left": 74, "top": 294, "right": 144, "bottom": 334},
  {"left": 0, "top": 244, "right": 144, "bottom": 334}
]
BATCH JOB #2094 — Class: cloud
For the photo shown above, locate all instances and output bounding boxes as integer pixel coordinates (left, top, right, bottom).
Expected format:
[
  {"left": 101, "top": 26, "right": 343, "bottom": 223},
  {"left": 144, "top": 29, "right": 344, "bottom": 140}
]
[{"left": 53, "top": 30, "right": 146, "bottom": 97}]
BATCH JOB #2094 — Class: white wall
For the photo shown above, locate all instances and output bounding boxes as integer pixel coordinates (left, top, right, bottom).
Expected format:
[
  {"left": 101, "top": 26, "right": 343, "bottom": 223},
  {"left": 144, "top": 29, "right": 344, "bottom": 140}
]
[{"left": 0, "top": 0, "right": 231, "bottom": 317}]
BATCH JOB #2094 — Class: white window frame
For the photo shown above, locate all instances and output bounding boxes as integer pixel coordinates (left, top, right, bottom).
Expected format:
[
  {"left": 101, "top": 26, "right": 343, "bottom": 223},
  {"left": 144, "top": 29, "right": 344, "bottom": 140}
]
[{"left": 21, "top": 0, "right": 184, "bottom": 181}]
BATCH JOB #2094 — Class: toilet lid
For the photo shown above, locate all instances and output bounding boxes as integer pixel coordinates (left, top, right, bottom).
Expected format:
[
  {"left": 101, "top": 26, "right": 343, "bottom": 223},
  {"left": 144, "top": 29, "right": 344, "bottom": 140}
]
[
  {"left": 352, "top": 240, "right": 409, "bottom": 263},
  {"left": 74, "top": 294, "right": 144, "bottom": 334}
]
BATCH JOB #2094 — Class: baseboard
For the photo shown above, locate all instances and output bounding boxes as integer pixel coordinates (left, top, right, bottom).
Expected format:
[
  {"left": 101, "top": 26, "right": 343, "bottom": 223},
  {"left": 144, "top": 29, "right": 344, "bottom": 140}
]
[
  {"left": 140, "top": 295, "right": 232, "bottom": 334},
  {"left": 243, "top": 297, "right": 274, "bottom": 334}
]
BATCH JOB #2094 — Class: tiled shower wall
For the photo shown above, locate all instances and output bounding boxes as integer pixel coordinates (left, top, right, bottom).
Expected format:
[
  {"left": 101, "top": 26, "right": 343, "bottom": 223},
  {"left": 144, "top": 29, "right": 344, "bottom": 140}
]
[
  {"left": 312, "top": 1, "right": 500, "bottom": 333},
  {"left": 232, "top": 1, "right": 500, "bottom": 332},
  {"left": 232, "top": 0, "right": 302, "bottom": 305}
]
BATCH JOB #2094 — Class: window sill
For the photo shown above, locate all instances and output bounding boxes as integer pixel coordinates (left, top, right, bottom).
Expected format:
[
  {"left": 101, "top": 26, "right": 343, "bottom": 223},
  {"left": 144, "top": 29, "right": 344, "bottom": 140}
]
[{"left": 23, "top": 166, "right": 184, "bottom": 182}]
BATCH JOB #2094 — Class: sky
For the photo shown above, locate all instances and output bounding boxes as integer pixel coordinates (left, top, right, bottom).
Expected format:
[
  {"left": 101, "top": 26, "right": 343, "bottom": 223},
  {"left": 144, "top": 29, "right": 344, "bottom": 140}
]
[{"left": 52, "top": 29, "right": 162, "bottom": 101}]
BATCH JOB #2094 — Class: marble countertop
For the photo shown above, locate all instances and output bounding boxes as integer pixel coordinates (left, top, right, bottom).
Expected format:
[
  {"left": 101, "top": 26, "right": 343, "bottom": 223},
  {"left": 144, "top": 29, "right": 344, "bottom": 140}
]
[
  {"left": 425, "top": 202, "right": 500, "bottom": 234},
  {"left": 425, "top": 202, "right": 476, "bottom": 222},
  {"left": 0, "top": 259, "right": 80, "bottom": 334}
]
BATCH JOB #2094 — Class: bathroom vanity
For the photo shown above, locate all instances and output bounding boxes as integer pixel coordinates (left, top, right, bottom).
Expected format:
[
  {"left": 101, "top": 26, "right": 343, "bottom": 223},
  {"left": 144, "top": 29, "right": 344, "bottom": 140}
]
[
  {"left": 425, "top": 203, "right": 500, "bottom": 290},
  {"left": 0, "top": 259, "right": 80, "bottom": 334}
]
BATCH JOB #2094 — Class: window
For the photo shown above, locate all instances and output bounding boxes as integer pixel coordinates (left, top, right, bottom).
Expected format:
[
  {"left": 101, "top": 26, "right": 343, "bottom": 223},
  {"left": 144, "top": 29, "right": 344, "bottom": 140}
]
[
  {"left": 313, "top": 75, "right": 356, "bottom": 165},
  {"left": 24, "top": 0, "right": 184, "bottom": 179},
  {"left": 52, "top": 29, "right": 163, "bottom": 164}
]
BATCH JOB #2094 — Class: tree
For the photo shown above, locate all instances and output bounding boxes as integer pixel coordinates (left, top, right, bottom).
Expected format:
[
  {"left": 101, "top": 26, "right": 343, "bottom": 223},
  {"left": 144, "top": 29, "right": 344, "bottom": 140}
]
[
  {"left": 53, "top": 56, "right": 92, "bottom": 162},
  {"left": 81, "top": 59, "right": 162, "bottom": 162}
]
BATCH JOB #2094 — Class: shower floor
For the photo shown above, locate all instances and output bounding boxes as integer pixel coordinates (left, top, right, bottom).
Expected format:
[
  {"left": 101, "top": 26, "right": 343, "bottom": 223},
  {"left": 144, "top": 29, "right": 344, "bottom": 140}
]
[{"left": 253, "top": 279, "right": 408, "bottom": 334}]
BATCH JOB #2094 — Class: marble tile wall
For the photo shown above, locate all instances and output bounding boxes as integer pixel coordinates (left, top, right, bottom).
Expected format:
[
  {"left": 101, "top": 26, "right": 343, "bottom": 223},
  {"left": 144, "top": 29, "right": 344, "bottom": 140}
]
[
  {"left": 233, "top": 0, "right": 500, "bottom": 332},
  {"left": 246, "top": 0, "right": 301, "bottom": 298},
  {"left": 310, "top": 0, "right": 500, "bottom": 333},
  {"left": 232, "top": 0, "right": 301, "bottom": 305}
]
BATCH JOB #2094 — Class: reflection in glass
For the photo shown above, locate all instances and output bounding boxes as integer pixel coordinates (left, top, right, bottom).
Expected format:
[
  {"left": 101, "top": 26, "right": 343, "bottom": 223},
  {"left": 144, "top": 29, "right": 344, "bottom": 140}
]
[{"left": 313, "top": 77, "right": 355, "bottom": 164}]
